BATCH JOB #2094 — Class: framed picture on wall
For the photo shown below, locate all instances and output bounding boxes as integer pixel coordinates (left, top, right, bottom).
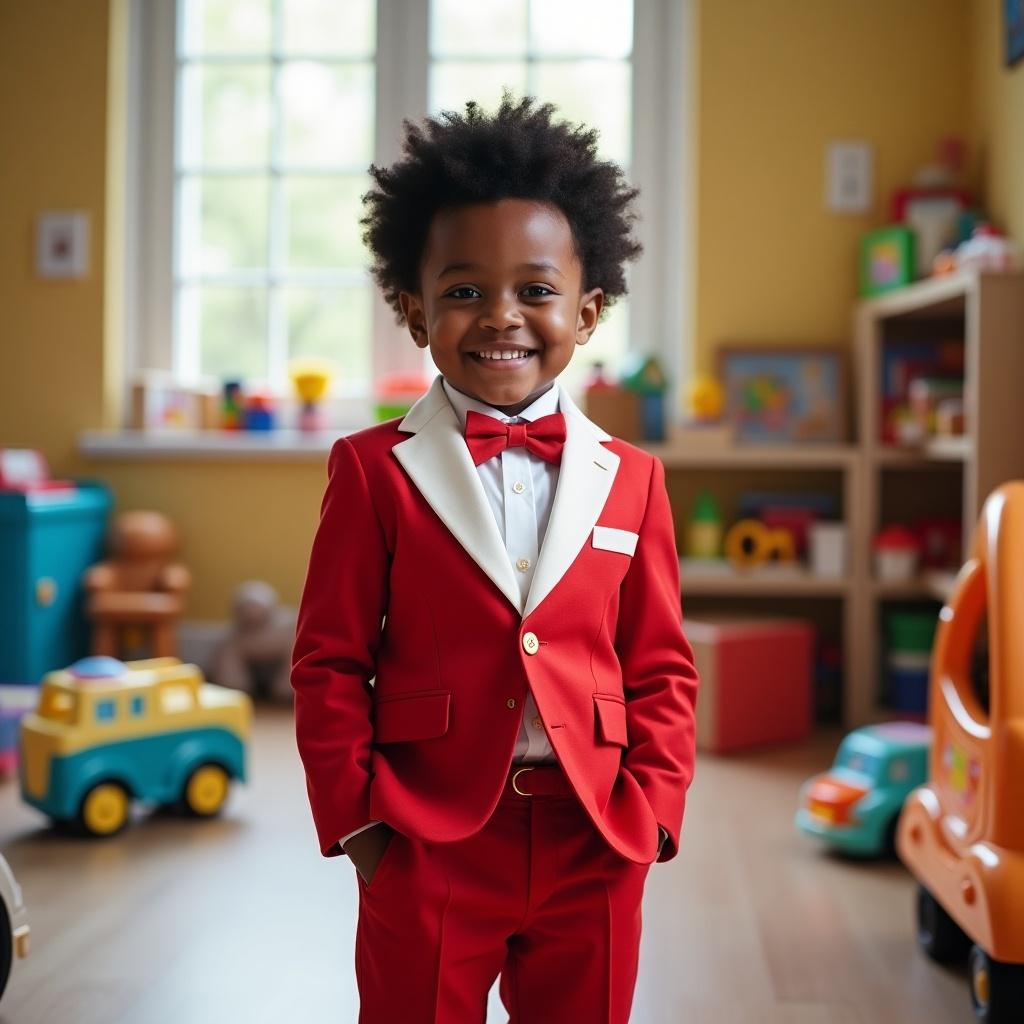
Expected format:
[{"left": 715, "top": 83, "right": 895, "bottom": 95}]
[
  {"left": 716, "top": 345, "right": 848, "bottom": 444},
  {"left": 1006, "top": 0, "right": 1024, "bottom": 67}
]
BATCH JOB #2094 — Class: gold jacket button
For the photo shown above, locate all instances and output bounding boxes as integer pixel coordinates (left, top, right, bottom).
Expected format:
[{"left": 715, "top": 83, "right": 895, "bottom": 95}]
[
  {"left": 532, "top": 716, "right": 543, "bottom": 729},
  {"left": 506, "top": 697, "right": 517, "bottom": 709},
  {"left": 516, "top": 557, "right": 531, "bottom": 572},
  {"left": 512, "top": 481, "right": 526, "bottom": 494},
  {"left": 522, "top": 632, "right": 539, "bottom": 654}
]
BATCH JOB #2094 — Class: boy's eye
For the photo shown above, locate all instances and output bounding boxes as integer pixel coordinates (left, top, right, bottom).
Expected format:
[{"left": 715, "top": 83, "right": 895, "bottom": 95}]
[{"left": 446, "top": 285, "right": 554, "bottom": 300}]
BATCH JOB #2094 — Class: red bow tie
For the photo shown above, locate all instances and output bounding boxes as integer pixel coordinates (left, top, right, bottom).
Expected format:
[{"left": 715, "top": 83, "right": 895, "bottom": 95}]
[{"left": 464, "top": 409, "right": 567, "bottom": 467}]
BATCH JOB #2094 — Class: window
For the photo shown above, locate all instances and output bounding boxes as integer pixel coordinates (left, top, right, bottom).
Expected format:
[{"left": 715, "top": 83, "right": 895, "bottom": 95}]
[
  {"left": 130, "top": 695, "right": 147, "bottom": 717},
  {"left": 129, "top": 0, "right": 690, "bottom": 425},
  {"left": 95, "top": 699, "right": 117, "bottom": 723}
]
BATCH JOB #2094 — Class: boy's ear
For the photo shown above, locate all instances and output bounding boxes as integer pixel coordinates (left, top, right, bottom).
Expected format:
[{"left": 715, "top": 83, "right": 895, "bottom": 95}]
[
  {"left": 575, "top": 287, "right": 604, "bottom": 345},
  {"left": 399, "top": 291, "right": 429, "bottom": 348}
]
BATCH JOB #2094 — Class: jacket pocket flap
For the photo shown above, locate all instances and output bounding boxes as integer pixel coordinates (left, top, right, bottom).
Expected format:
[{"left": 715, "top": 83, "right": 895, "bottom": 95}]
[
  {"left": 592, "top": 525, "right": 639, "bottom": 557},
  {"left": 593, "top": 693, "right": 628, "bottom": 746},
  {"left": 374, "top": 690, "right": 451, "bottom": 743}
]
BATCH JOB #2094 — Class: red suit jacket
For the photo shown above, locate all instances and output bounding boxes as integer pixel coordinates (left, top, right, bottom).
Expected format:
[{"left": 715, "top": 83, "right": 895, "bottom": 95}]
[{"left": 292, "top": 374, "right": 699, "bottom": 865}]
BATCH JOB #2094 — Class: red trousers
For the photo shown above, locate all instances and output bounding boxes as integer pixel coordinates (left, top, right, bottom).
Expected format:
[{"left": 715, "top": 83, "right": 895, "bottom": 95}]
[{"left": 354, "top": 763, "right": 652, "bottom": 1023}]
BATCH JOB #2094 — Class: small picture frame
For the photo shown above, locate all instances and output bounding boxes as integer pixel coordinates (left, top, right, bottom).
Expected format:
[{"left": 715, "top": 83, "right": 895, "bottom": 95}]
[
  {"left": 717, "top": 345, "right": 848, "bottom": 444},
  {"left": 36, "top": 211, "right": 90, "bottom": 279},
  {"left": 1006, "top": 0, "right": 1024, "bottom": 67},
  {"left": 859, "top": 225, "right": 916, "bottom": 296}
]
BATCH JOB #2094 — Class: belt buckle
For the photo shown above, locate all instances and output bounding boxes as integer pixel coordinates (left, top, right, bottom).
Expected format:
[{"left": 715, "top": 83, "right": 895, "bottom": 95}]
[{"left": 512, "top": 766, "right": 535, "bottom": 796}]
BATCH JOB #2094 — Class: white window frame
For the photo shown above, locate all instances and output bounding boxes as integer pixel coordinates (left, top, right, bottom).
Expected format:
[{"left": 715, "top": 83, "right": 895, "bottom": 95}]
[{"left": 125, "top": 0, "right": 693, "bottom": 428}]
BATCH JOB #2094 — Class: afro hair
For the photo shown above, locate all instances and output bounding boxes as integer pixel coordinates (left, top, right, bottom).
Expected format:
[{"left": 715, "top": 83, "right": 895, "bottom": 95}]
[{"left": 360, "top": 91, "right": 643, "bottom": 324}]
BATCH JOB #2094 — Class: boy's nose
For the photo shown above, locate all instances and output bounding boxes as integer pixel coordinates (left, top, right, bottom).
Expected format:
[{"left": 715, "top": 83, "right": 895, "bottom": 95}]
[{"left": 478, "top": 299, "right": 525, "bottom": 332}]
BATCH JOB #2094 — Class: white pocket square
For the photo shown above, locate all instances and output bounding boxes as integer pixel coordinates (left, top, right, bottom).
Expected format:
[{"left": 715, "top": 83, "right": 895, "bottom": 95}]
[{"left": 592, "top": 525, "right": 639, "bottom": 556}]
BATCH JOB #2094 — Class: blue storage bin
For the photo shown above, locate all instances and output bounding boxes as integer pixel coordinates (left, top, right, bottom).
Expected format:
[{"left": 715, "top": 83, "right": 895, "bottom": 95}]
[{"left": 0, "top": 482, "right": 113, "bottom": 683}]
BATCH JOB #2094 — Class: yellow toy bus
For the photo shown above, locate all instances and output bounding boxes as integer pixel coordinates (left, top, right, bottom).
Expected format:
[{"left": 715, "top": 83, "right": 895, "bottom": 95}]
[
  {"left": 20, "top": 657, "right": 251, "bottom": 837},
  {"left": 897, "top": 482, "right": 1024, "bottom": 1022}
]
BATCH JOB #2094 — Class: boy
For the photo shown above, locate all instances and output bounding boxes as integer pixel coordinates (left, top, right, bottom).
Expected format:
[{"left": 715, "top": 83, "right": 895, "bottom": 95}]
[{"left": 292, "top": 93, "right": 699, "bottom": 1023}]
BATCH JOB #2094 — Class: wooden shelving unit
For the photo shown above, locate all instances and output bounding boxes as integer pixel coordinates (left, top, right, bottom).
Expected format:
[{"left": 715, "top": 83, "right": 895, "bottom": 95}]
[
  {"left": 853, "top": 268, "right": 1024, "bottom": 724},
  {"left": 645, "top": 268, "right": 1024, "bottom": 729}
]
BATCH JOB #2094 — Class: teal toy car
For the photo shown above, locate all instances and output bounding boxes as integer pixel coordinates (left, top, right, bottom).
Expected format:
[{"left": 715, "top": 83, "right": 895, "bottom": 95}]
[
  {"left": 796, "top": 722, "right": 931, "bottom": 856},
  {"left": 20, "top": 656, "right": 251, "bottom": 837}
]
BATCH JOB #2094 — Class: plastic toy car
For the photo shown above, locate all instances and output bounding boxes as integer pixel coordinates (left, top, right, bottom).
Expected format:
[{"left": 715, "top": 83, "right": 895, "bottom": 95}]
[
  {"left": 0, "top": 852, "right": 29, "bottom": 1004},
  {"left": 897, "top": 482, "right": 1024, "bottom": 1023},
  {"left": 20, "top": 656, "right": 251, "bottom": 837},
  {"left": 796, "top": 721, "right": 931, "bottom": 856}
]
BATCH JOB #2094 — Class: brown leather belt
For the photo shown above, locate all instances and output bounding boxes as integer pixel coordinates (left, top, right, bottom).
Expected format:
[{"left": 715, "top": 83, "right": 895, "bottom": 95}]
[{"left": 502, "top": 763, "right": 576, "bottom": 799}]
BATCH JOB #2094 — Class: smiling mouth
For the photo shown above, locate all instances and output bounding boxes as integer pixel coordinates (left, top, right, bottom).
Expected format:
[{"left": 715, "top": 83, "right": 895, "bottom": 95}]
[{"left": 469, "top": 350, "right": 537, "bottom": 367}]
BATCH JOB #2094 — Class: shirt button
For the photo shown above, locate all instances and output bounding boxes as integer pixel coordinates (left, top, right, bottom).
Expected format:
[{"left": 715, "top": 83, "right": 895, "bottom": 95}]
[
  {"left": 506, "top": 698, "right": 517, "bottom": 709},
  {"left": 532, "top": 716, "right": 543, "bottom": 729},
  {"left": 522, "top": 632, "right": 539, "bottom": 655},
  {"left": 516, "top": 557, "right": 531, "bottom": 572},
  {"left": 512, "top": 481, "right": 526, "bottom": 494}
]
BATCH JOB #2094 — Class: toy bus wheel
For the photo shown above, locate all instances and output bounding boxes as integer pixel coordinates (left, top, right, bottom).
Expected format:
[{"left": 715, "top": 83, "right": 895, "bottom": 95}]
[
  {"left": 0, "top": 898, "right": 11, "bottom": 1004},
  {"left": 182, "top": 763, "right": 230, "bottom": 818},
  {"left": 78, "top": 781, "right": 131, "bottom": 838},
  {"left": 916, "top": 885, "right": 970, "bottom": 964},
  {"left": 969, "top": 945, "right": 1024, "bottom": 1023}
]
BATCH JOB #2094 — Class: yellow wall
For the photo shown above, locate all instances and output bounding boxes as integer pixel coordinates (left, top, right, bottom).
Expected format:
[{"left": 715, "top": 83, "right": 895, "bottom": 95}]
[
  {"left": 695, "top": 0, "right": 972, "bottom": 371},
  {"left": 0, "top": 1, "right": 1018, "bottom": 619},
  {"left": 0, "top": 3, "right": 110, "bottom": 463},
  {"left": 969, "top": 0, "right": 1024, "bottom": 241}
]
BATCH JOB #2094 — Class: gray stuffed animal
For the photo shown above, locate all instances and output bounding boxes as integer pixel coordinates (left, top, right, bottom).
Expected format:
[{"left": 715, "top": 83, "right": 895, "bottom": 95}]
[{"left": 211, "top": 581, "right": 297, "bottom": 701}]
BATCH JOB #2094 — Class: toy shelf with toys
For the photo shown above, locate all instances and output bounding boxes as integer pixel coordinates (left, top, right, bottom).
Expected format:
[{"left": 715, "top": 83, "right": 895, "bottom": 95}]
[
  {"left": 635, "top": 267, "right": 1024, "bottom": 730},
  {"left": 853, "top": 266, "right": 1024, "bottom": 726}
]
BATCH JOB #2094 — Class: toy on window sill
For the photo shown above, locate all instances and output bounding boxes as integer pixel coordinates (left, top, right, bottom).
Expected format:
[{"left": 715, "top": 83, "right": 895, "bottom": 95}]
[
  {"left": 796, "top": 722, "right": 931, "bottom": 857},
  {"left": 375, "top": 373, "right": 433, "bottom": 422},
  {"left": 0, "top": 853, "right": 29, "bottom": 1005},
  {"left": 210, "top": 580, "right": 297, "bottom": 702},
  {"left": 19, "top": 656, "right": 251, "bottom": 837},
  {"left": 897, "top": 481, "right": 1024, "bottom": 1022},
  {"left": 220, "top": 380, "right": 244, "bottom": 430},
  {"left": 84, "top": 510, "right": 190, "bottom": 660},
  {"left": 290, "top": 360, "right": 332, "bottom": 432}
]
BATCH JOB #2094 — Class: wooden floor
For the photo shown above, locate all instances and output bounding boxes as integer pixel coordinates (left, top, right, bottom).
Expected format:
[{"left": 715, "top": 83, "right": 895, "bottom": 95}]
[{"left": 0, "top": 708, "right": 971, "bottom": 1024}]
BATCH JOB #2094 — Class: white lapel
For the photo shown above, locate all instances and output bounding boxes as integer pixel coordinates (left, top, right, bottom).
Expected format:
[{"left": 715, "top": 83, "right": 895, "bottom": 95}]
[{"left": 392, "top": 374, "right": 620, "bottom": 619}]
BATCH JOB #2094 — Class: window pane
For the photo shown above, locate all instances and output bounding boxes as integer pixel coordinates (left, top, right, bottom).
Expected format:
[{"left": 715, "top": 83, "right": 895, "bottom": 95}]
[
  {"left": 529, "top": 0, "right": 633, "bottom": 57},
  {"left": 180, "top": 63, "right": 271, "bottom": 168},
  {"left": 281, "top": 62, "right": 374, "bottom": 168},
  {"left": 430, "top": 0, "right": 527, "bottom": 57},
  {"left": 286, "top": 287, "right": 373, "bottom": 387},
  {"left": 532, "top": 61, "right": 631, "bottom": 166},
  {"left": 180, "top": 0, "right": 272, "bottom": 55},
  {"left": 185, "top": 286, "right": 268, "bottom": 381},
  {"left": 283, "top": 0, "right": 375, "bottom": 56},
  {"left": 179, "top": 175, "right": 269, "bottom": 272},
  {"left": 285, "top": 176, "right": 368, "bottom": 270},
  {"left": 430, "top": 62, "right": 528, "bottom": 116}
]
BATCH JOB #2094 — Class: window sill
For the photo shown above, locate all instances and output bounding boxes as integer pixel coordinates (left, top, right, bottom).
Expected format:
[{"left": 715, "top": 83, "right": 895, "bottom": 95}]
[{"left": 79, "top": 428, "right": 362, "bottom": 461}]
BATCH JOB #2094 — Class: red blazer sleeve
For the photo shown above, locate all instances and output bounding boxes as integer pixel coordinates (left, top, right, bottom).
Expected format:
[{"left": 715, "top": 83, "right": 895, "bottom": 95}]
[
  {"left": 291, "top": 437, "right": 390, "bottom": 857},
  {"left": 617, "top": 455, "right": 699, "bottom": 863}
]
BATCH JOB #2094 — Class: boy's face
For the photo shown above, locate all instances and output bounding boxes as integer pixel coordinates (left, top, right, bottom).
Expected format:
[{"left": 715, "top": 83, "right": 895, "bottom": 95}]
[{"left": 398, "top": 199, "right": 603, "bottom": 417}]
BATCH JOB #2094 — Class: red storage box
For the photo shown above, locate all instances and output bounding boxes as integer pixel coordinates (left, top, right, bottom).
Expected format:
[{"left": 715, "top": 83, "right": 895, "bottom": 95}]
[{"left": 686, "top": 615, "right": 814, "bottom": 753}]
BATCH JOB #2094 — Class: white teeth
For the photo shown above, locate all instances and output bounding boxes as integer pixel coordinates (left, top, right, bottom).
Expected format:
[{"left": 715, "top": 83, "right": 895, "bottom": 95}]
[{"left": 475, "top": 350, "right": 531, "bottom": 360}]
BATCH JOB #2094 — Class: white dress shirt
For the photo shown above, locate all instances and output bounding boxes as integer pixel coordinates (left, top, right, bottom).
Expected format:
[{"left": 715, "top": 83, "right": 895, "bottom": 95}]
[{"left": 340, "top": 376, "right": 666, "bottom": 853}]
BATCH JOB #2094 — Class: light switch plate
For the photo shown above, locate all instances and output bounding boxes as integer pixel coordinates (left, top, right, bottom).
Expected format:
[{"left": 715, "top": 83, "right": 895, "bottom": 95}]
[
  {"left": 36, "top": 210, "right": 90, "bottom": 279},
  {"left": 825, "top": 142, "right": 873, "bottom": 214}
]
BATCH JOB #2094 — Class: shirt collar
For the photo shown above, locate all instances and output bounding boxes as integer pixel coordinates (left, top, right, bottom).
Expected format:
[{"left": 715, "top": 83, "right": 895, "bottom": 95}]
[{"left": 441, "top": 376, "right": 561, "bottom": 430}]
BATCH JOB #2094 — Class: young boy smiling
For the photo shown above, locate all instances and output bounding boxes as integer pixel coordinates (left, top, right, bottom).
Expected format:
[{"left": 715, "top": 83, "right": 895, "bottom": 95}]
[{"left": 292, "top": 93, "right": 699, "bottom": 1023}]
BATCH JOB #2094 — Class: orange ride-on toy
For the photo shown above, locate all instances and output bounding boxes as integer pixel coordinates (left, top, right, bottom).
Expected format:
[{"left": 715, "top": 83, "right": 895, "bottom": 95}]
[{"left": 897, "top": 482, "right": 1024, "bottom": 1022}]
